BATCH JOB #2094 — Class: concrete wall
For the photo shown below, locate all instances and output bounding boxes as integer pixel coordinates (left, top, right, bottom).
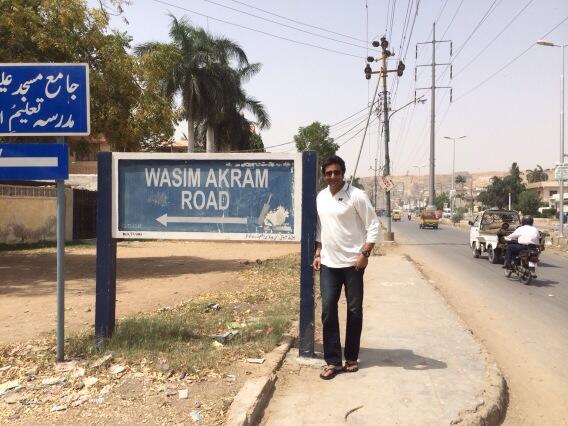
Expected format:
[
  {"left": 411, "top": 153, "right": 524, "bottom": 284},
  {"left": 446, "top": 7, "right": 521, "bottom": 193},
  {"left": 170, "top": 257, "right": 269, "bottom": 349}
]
[{"left": 0, "top": 189, "right": 73, "bottom": 243}]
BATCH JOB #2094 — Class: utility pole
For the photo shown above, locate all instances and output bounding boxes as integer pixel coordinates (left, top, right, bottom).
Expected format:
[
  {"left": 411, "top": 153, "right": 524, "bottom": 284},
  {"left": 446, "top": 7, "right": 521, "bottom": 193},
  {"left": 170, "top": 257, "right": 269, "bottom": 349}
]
[
  {"left": 413, "top": 164, "right": 426, "bottom": 208},
  {"left": 365, "top": 36, "right": 406, "bottom": 241},
  {"left": 370, "top": 158, "right": 381, "bottom": 209},
  {"left": 381, "top": 43, "right": 393, "bottom": 238},
  {"left": 416, "top": 22, "right": 452, "bottom": 209}
]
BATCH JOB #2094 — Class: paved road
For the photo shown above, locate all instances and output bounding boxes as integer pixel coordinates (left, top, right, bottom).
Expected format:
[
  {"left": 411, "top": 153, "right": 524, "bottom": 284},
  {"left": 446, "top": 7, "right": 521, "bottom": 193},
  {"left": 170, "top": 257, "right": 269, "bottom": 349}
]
[{"left": 390, "top": 219, "right": 568, "bottom": 425}]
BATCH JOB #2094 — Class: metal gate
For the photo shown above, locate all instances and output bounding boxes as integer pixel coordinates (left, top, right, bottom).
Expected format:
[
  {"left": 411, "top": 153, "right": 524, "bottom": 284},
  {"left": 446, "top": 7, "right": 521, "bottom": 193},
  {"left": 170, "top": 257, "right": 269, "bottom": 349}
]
[{"left": 72, "top": 189, "right": 96, "bottom": 239}]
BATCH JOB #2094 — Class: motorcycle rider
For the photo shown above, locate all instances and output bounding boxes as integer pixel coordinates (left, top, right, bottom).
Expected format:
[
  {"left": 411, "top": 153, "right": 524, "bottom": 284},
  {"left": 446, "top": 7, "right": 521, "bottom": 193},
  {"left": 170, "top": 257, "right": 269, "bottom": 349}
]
[{"left": 503, "top": 215, "right": 540, "bottom": 269}]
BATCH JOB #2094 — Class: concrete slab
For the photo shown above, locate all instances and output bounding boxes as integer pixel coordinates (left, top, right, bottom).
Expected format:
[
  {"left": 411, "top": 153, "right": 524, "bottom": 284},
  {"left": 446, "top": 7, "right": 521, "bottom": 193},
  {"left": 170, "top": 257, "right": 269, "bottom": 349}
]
[{"left": 260, "top": 254, "right": 506, "bottom": 425}]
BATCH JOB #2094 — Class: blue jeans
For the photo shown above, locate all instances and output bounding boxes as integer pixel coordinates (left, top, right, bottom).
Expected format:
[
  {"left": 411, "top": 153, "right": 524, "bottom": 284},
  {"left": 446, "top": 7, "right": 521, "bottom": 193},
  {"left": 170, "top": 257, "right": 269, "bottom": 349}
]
[
  {"left": 320, "top": 265, "right": 364, "bottom": 366},
  {"left": 505, "top": 243, "right": 525, "bottom": 265}
]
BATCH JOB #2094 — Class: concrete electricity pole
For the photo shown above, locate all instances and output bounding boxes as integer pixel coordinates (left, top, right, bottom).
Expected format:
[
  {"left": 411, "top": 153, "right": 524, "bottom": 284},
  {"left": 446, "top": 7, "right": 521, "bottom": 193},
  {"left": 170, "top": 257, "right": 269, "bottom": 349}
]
[
  {"left": 416, "top": 22, "right": 452, "bottom": 209},
  {"left": 443, "top": 135, "right": 467, "bottom": 213},
  {"left": 537, "top": 39, "right": 567, "bottom": 237},
  {"left": 413, "top": 164, "right": 426, "bottom": 208},
  {"left": 364, "top": 36, "right": 406, "bottom": 241}
]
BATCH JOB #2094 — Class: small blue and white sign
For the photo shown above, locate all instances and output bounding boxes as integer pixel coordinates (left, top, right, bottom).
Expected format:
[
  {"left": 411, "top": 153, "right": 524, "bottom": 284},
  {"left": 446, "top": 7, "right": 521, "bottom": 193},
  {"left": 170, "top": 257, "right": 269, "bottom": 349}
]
[
  {"left": 112, "top": 153, "right": 302, "bottom": 241},
  {"left": 0, "top": 143, "right": 69, "bottom": 180},
  {"left": 0, "top": 63, "right": 89, "bottom": 136}
]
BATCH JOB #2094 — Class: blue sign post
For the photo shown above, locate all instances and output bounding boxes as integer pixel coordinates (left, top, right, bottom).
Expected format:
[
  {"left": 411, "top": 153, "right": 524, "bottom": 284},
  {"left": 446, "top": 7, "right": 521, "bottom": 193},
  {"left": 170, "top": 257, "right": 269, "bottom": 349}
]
[
  {"left": 112, "top": 153, "right": 302, "bottom": 241},
  {"left": 96, "top": 152, "right": 311, "bottom": 339},
  {"left": 0, "top": 143, "right": 68, "bottom": 180},
  {"left": 1, "top": 62, "right": 89, "bottom": 362},
  {"left": 0, "top": 143, "right": 69, "bottom": 362},
  {"left": 0, "top": 63, "right": 89, "bottom": 136}
]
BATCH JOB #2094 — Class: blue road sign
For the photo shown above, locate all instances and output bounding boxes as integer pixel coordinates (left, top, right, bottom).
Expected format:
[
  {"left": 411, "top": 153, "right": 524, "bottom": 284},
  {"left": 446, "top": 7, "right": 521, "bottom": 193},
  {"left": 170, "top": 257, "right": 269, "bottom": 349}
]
[
  {"left": 0, "top": 63, "right": 89, "bottom": 136},
  {"left": 112, "top": 153, "right": 302, "bottom": 241},
  {"left": 0, "top": 143, "right": 68, "bottom": 180}
]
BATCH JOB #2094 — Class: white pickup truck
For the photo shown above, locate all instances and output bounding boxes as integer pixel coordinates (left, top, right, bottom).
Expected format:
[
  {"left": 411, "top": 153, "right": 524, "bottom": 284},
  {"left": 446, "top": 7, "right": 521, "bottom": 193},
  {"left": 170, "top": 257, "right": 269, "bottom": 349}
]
[{"left": 469, "top": 209, "right": 520, "bottom": 264}]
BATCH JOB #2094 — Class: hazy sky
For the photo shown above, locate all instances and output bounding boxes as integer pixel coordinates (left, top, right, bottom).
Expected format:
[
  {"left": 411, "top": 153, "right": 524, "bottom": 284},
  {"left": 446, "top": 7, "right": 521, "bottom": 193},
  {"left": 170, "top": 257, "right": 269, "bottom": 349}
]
[{"left": 93, "top": 0, "right": 568, "bottom": 177}]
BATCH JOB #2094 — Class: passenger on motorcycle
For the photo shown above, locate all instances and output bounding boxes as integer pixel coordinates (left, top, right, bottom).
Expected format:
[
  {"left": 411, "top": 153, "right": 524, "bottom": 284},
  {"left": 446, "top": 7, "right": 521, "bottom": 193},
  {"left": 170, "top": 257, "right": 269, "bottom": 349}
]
[{"left": 503, "top": 215, "right": 540, "bottom": 269}]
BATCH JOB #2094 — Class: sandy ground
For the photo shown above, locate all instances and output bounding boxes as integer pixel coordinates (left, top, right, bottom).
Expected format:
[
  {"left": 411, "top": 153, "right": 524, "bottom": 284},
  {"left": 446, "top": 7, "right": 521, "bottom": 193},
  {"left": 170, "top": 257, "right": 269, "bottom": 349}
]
[{"left": 0, "top": 241, "right": 300, "bottom": 344}]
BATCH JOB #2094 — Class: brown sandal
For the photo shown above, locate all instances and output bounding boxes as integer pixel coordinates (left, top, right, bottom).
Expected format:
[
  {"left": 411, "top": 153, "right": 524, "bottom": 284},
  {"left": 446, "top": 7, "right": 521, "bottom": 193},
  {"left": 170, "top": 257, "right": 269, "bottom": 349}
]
[
  {"left": 343, "top": 361, "right": 359, "bottom": 373},
  {"left": 320, "top": 364, "right": 342, "bottom": 380}
]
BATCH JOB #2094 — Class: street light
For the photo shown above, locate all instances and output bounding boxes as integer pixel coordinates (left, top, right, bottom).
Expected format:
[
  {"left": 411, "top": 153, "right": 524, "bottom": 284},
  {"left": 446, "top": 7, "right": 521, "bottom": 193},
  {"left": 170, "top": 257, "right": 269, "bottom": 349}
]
[
  {"left": 536, "top": 39, "right": 567, "bottom": 237},
  {"left": 413, "top": 164, "right": 426, "bottom": 208},
  {"left": 443, "top": 135, "right": 467, "bottom": 214}
]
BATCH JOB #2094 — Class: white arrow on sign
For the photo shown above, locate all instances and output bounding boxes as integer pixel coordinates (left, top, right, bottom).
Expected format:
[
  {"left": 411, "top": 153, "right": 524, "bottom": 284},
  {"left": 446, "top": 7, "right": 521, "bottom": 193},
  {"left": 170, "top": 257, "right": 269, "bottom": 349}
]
[
  {"left": 0, "top": 157, "right": 58, "bottom": 167},
  {"left": 156, "top": 214, "right": 248, "bottom": 227}
]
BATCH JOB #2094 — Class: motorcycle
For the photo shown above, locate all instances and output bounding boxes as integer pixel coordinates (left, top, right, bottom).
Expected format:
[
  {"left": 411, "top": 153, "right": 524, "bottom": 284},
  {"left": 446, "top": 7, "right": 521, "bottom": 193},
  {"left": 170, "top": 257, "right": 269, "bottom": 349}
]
[{"left": 503, "top": 241, "right": 540, "bottom": 285}]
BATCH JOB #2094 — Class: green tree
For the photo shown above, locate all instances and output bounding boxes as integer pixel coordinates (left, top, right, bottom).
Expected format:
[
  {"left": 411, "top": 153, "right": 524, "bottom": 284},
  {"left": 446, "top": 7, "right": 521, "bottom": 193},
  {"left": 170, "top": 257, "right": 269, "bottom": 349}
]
[
  {"left": 455, "top": 174, "right": 467, "bottom": 189},
  {"left": 477, "top": 163, "right": 526, "bottom": 209},
  {"left": 434, "top": 192, "right": 450, "bottom": 210},
  {"left": 294, "top": 122, "right": 339, "bottom": 184},
  {"left": 0, "top": 0, "right": 145, "bottom": 149},
  {"left": 136, "top": 15, "right": 269, "bottom": 152},
  {"left": 517, "top": 191, "right": 541, "bottom": 215}
]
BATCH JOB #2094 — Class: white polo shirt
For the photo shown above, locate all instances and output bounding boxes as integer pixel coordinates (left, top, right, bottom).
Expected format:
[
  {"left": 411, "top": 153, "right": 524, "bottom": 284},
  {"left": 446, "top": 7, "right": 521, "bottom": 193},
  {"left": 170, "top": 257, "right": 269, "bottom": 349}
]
[
  {"left": 505, "top": 225, "right": 540, "bottom": 245},
  {"left": 316, "top": 182, "right": 379, "bottom": 268}
]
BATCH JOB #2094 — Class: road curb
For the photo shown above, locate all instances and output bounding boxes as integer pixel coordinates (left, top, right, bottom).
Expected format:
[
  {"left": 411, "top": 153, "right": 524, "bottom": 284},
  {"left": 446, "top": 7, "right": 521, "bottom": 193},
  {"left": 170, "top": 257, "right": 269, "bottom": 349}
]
[
  {"left": 404, "top": 253, "right": 509, "bottom": 426},
  {"left": 225, "top": 334, "right": 296, "bottom": 426},
  {"left": 451, "top": 355, "right": 508, "bottom": 425}
]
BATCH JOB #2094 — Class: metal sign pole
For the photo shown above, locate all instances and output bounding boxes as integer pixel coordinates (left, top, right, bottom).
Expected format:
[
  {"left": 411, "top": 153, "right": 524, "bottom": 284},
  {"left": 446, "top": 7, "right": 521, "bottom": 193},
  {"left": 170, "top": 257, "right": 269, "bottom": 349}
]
[
  {"left": 56, "top": 176, "right": 65, "bottom": 362},
  {"left": 299, "top": 151, "right": 317, "bottom": 357},
  {"left": 95, "top": 152, "right": 117, "bottom": 340},
  {"left": 56, "top": 136, "right": 66, "bottom": 362}
]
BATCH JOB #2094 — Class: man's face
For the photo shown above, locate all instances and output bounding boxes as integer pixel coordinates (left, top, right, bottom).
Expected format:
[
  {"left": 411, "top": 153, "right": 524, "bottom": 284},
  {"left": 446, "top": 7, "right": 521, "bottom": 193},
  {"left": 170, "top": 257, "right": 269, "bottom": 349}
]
[{"left": 324, "top": 163, "right": 344, "bottom": 190}]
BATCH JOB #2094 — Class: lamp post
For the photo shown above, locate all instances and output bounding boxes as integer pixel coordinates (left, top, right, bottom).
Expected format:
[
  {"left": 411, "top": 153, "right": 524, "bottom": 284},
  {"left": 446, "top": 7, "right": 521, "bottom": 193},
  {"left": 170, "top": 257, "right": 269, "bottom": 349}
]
[
  {"left": 413, "top": 164, "right": 426, "bottom": 208},
  {"left": 537, "top": 39, "right": 566, "bottom": 237},
  {"left": 443, "top": 135, "right": 467, "bottom": 214}
]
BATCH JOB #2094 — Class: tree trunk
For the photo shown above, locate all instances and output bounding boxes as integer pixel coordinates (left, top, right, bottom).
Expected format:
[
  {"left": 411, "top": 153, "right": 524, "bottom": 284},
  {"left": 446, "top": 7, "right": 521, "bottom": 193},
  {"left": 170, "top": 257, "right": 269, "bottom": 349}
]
[
  {"left": 187, "top": 116, "right": 195, "bottom": 152},
  {"left": 206, "top": 126, "right": 215, "bottom": 153}
]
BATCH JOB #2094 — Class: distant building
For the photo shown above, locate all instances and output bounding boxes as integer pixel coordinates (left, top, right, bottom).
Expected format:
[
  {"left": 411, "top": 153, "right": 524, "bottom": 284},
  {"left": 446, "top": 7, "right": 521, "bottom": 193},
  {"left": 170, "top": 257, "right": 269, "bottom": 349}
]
[{"left": 526, "top": 180, "right": 567, "bottom": 210}]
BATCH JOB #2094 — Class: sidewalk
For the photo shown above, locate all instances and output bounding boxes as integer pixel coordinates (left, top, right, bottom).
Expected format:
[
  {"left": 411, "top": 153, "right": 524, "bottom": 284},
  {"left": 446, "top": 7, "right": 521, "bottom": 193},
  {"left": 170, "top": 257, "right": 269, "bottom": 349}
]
[{"left": 260, "top": 253, "right": 507, "bottom": 425}]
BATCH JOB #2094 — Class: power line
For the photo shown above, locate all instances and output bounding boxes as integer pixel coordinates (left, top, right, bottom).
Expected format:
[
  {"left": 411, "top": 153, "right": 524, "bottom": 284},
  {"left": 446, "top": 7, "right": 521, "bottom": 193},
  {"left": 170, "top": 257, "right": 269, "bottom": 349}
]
[
  {"left": 329, "top": 103, "right": 377, "bottom": 128},
  {"left": 454, "top": 0, "right": 536, "bottom": 79},
  {"left": 220, "top": 0, "right": 368, "bottom": 43},
  {"left": 332, "top": 113, "right": 377, "bottom": 142},
  {"left": 436, "top": 0, "right": 503, "bottom": 84},
  {"left": 339, "top": 116, "right": 379, "bottom": 148},
  {"left": 440, "top": 0, "right": 465, "bottom": 39},
  {"left": 451, "top": 0, "right": 503, "bottom": 62},
  {"left": 456, "top": 14, "right": 568, "bottom": 101},
  {"left": 151, "top": 0, "right": 364, "bottom": 59},
  {"left": 388, "top": 0, "right": 398, "bottom": 45},
  {"left": 203, "top": 0, "right": 368, "bottom": 50}
]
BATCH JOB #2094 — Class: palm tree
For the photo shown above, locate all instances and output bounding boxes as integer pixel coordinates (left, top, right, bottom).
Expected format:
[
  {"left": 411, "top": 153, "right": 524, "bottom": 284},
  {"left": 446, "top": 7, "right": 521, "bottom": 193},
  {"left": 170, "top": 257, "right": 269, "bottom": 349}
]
[
  {"left": 200, "top": 63, "right": 270, "bottom": 151},
  {"left": 526, "top": 165, "right": 549, "bottom": 183},
  {"left": 135, "top": 15, "right": 251, "bottom": 152}
]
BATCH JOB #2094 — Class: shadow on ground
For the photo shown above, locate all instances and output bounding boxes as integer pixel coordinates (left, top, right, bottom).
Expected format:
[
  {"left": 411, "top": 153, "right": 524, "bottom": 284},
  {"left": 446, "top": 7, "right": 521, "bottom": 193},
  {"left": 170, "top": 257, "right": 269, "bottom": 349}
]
[{"left": 0, "top": 253, "right": 248, "bottom": 297}]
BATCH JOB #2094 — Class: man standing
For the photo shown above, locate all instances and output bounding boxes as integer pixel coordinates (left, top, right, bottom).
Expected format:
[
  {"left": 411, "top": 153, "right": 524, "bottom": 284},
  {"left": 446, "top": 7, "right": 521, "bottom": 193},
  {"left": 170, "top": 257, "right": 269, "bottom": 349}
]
[{"left": 312, "top": 155, "right": 379, "bottom": 380}]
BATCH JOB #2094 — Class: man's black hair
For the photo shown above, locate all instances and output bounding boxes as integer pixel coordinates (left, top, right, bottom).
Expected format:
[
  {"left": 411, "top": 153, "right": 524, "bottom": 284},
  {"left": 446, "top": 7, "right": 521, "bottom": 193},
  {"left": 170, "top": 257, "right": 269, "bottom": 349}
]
[{"left": 321, "top": 155, "right": 346, "bottom": 174}]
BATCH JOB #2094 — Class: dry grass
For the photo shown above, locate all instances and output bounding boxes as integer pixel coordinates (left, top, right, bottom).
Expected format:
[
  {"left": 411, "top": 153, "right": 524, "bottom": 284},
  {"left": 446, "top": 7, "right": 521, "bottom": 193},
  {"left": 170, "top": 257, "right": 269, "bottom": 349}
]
[{"left": 65, "top": 253, "right": 300, "bottom": 374}]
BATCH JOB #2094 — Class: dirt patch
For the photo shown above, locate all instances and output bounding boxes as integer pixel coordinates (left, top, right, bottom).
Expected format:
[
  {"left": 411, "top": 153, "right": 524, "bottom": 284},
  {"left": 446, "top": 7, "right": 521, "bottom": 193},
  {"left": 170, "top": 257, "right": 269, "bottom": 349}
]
[
  {"left": 0, "top": 241, "right": 299, "bottom": 344},
  {"left": 0, "top": 246, "right": 301, "bottom": 425}
]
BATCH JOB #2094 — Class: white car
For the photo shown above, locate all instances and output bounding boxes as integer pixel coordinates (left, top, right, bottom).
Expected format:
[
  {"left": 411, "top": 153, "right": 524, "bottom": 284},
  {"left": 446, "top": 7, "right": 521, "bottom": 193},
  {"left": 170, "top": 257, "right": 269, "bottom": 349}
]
[{"left": 469, "top": 209, "right": 520, "bottom": 264}]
